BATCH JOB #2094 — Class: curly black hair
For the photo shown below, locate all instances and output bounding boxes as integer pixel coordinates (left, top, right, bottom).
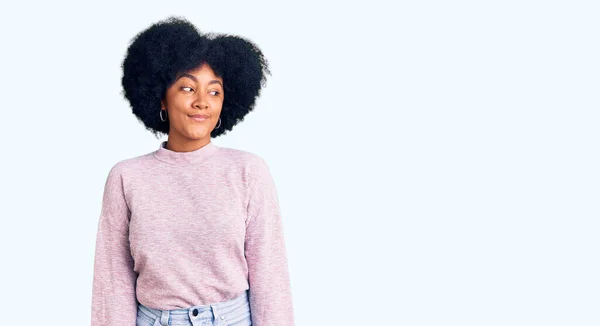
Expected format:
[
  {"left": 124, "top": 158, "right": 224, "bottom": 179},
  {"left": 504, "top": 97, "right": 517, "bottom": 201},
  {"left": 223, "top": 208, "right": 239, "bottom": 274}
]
[{"left": 121, "top": 16, "right": 270, "bottom": 138}]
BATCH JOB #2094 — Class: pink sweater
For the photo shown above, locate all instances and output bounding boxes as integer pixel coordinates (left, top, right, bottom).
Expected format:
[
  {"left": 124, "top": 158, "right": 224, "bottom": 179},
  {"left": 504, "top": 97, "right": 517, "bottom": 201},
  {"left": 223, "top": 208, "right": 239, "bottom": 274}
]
[{"left": 91, "top": 141, "right": 294, "bottom": 325}]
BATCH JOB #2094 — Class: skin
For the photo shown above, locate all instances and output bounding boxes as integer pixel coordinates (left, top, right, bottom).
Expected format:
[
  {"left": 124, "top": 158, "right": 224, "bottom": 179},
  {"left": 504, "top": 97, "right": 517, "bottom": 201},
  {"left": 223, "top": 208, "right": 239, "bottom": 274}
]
[{"left": 160, "top": 63, "right": 224, "bottom": 152}]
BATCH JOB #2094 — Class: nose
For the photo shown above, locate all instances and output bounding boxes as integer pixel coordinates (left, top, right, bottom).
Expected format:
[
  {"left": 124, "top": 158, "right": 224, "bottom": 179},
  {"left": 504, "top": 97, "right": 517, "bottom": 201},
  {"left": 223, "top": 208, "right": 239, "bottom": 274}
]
[{"left": 192, "top": 92, "right": 209, "bottom": 109}]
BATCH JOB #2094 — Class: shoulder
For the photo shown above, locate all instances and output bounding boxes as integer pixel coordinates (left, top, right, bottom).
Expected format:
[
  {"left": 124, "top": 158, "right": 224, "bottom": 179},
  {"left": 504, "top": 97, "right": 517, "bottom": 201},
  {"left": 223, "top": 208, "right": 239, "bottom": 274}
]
[
  {"left": 104, "top": 152, "right": 155, "bottom": 180},
  {"left": 217, "top": 146, "right": 270, "bottom": 171},
  {"left": 216, "top": 146, "right": 276, "bottom": 189}
]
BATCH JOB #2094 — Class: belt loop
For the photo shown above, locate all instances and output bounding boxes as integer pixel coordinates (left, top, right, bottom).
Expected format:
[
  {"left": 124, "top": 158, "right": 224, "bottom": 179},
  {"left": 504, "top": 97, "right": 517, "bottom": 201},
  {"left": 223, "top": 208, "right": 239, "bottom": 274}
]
[
  {"left": 211, "top": 304, "right": 224, "bottom": 325},
  {"left": 160, "top": 309, "right": 169, "bottom": 325}
]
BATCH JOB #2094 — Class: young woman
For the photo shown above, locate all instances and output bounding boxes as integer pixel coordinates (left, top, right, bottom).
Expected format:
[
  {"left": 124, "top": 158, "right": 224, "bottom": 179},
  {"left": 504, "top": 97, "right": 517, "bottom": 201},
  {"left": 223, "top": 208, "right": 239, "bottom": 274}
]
[{"left": 91, "top": 17, "right": 294, "bottom": 326}]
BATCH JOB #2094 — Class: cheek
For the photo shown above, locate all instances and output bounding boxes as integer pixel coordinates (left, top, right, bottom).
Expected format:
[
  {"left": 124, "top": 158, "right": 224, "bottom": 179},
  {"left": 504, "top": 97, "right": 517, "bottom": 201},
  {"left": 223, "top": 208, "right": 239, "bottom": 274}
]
[
  {"left": 166, "top": 92, "right": 191, "bottom": 107},
  {"left": 210, "top": 98, "right": 224, "bottom": 110},
  {"left": 177, "top": 97, "right": 194, "bottom": 108}
]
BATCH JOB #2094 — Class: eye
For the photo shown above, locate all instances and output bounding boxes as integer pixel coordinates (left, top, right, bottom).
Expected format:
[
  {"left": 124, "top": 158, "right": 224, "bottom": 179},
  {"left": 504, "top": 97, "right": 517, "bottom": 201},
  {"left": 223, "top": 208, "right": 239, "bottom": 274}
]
[
  {"left": 181, "top": 86, "right": 194, "bottom": 92},
  {"left": 209, "top": 91, "right": 221, "bottom": 96}
]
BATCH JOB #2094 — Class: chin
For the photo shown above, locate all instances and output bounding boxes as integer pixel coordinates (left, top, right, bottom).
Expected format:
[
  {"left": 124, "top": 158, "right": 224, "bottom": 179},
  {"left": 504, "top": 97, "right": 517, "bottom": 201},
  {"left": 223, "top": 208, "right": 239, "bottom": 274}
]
[{"left": 184, "top": 130, "right": 210, "bottom": 140}]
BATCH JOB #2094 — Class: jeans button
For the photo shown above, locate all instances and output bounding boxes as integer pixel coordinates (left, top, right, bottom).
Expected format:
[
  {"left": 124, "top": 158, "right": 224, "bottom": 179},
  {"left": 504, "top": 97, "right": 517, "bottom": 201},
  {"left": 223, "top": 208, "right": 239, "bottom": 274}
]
[{"left": 192, "top": 308, "right": 198, "bottom": 316}]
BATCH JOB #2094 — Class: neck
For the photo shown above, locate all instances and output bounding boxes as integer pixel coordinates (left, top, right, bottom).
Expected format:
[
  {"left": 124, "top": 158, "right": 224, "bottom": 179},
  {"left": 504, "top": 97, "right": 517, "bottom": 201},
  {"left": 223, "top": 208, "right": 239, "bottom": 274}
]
[{"left": 166, "top": 134, "right": 211, "bottom": 153}]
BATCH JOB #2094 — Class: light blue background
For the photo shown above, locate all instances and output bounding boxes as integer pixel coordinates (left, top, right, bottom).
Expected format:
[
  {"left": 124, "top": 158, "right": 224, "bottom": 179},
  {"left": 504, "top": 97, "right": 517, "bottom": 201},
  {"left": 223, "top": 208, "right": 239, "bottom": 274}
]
[{"left": 0, "top": 1, "right": 598, "bottom": 325}]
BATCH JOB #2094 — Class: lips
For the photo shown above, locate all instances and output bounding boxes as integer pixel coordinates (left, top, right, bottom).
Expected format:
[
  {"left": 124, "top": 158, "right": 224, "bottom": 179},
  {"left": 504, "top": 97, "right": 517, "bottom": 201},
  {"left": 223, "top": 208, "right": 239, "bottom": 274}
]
[{"left": 189, "top": 114, "right": 209, "bottom": 122}]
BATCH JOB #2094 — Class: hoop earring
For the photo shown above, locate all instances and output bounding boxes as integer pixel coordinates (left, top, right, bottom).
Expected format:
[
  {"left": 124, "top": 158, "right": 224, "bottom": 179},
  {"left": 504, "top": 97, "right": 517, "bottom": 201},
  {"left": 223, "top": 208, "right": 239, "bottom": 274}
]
[
  {"left": 215, "top": 118, "right": 221, "bottom": 129},
  {"left": 160, "top": 110, "right": 167, "bottom": 122}
]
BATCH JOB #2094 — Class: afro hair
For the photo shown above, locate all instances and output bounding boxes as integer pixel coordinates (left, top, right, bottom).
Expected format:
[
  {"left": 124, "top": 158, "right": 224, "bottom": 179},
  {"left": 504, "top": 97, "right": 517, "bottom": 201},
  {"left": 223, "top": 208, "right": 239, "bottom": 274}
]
[{"left": 121, "top": 16, "right": 270, "bottom": 138}]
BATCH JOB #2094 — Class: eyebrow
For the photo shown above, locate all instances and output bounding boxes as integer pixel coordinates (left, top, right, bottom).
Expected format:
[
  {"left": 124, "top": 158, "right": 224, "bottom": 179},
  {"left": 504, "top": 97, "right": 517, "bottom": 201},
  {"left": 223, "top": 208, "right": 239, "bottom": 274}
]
[{"left": 176, "top": 73, "right": 223, "bottom": 87}]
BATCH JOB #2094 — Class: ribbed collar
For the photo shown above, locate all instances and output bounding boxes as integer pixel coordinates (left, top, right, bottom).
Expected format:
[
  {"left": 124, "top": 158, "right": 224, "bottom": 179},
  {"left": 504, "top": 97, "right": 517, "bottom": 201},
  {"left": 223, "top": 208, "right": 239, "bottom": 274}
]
[{"left": 152, "top": 140, "right": 219, "bottom": 166}]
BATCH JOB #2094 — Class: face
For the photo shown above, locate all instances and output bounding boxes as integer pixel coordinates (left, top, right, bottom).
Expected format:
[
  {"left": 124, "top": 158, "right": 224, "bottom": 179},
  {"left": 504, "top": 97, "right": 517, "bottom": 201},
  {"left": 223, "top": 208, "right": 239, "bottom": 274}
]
[{"left": 161, "top": 63, "right": 224, "bottom": 144}]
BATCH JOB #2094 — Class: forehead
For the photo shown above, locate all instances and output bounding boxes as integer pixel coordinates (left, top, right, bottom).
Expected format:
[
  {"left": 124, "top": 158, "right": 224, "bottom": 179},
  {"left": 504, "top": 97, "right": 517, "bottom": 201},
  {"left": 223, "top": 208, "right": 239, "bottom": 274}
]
[{"left": 183, "top": 63, "right": 222, "bottom": 80}]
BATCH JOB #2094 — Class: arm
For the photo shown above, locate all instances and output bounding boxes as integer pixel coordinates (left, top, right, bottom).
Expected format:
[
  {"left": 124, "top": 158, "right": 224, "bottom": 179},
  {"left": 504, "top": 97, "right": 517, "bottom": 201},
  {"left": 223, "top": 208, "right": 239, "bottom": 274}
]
[
  {"left": 245, "top": 157, "right": 295, "bottom": 326},
  {"left": 91, "top": 164, "right": 138, "bottom": 325}
]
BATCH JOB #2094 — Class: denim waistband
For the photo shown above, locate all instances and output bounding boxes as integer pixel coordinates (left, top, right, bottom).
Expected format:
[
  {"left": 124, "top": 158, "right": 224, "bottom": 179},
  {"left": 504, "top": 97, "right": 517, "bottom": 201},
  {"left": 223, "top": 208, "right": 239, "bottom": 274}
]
[{"left": 137, "top": 290, "right": 249, "bottom": 325}]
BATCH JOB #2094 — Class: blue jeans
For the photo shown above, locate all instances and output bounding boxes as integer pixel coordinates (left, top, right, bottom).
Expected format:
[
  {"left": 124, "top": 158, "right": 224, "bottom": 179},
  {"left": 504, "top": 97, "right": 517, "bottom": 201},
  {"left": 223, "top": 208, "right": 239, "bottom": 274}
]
[{"left": 136, "top": 290, "right": 251, "bottom": 326}]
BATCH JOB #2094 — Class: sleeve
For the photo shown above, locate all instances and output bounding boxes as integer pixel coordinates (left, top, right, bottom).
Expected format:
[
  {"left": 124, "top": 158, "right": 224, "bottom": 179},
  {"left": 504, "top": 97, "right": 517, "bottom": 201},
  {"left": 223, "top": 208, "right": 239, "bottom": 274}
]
[
  {"left": 244, "top": 157, "right": 295, "bottom": 326},
  {"left": 91, "top": 164, "right": 138, "bottom": 326}
]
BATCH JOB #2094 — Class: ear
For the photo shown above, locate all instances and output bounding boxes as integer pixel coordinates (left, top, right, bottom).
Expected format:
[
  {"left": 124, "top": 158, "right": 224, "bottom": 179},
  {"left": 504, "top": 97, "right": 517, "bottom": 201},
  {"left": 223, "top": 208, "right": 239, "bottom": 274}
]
[{"left": 161, "top": 99, "right": 166, "bottom": 110}]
